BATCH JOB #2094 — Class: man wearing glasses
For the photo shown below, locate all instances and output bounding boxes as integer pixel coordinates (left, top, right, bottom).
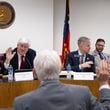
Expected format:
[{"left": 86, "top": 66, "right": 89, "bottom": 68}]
[{"left": 91, "top": 38, "right": 110, "bottom": 69}]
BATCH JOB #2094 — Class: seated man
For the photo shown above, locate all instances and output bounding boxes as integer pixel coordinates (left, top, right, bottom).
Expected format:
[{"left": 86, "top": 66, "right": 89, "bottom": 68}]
[
  {"left": 64, "top": 36, "right": 95, "bottom": 72},
  {"left": 4, "top": 38, "right": 36, "bottom": 72},
  {"left": 14, "top": 50, "right": 110, "bottom": 110},
  {"left": 0, "top": 54, "right": 7, "bottom": 75},
  {"left": 91, "top": 38, "right": 110, "bottom": 69}
]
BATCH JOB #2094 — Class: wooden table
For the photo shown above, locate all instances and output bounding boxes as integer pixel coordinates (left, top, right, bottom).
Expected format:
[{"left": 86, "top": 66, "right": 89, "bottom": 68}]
[{"left": 0, "top": 79, "right": 100, "bottom": 108}]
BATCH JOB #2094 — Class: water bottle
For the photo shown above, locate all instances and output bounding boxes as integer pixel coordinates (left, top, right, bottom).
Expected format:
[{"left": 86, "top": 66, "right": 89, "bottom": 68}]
[
  {"left": 7, "top": 65, "right": 13, "bottom": 81},
  {"left": 66, "top": 63, "right": 71, "bottom": 79}
]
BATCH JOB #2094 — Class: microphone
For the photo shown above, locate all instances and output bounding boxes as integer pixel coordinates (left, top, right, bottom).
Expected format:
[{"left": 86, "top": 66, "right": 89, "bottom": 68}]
[
  {"left": 25, "top": 57, "right": 33, "bottom": 69},
  {"left": 25, "top": 57, "right": 37, "bottom": 80}
]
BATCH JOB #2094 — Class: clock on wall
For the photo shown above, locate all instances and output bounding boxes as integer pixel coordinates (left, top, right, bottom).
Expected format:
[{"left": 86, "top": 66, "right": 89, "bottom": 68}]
[{"left": 0, "top": 1, "right": 15, "bottom": 29}]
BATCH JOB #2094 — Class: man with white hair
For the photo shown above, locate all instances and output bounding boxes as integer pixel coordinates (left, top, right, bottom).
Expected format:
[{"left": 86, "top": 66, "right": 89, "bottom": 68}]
[
  {"left": 4, "top": 38, "right": 36, "bottom": 72},
  {"left": 14, "top": 50, "right": 110, "bottom": 110}
]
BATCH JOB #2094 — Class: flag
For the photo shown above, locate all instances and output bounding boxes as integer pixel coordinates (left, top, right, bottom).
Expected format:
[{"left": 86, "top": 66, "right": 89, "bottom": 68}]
[{"left": 61, "top": 0, "right": 70, "bottom": 66}]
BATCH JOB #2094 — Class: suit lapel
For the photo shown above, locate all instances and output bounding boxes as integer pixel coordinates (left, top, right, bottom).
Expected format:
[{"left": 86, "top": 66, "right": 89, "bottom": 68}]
[
  {"left": 12, "top": 53, "right": 19, "bottom": 70},
  {"left": 85, "top": 54, "right": 90, "bottom": 61},
  {"left": 73, "top": 51, "right": 80, "bottom": 65}
]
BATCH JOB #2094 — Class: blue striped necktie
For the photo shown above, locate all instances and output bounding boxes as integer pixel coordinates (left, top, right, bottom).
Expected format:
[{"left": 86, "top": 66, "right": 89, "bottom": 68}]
[{"left": 98, "top": 52, "right": 104, "bottom": 60}]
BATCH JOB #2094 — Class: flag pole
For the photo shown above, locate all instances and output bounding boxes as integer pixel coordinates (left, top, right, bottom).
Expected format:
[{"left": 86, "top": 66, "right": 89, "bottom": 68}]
[{"left": 61, "top": 0, "right": 70, "bottom": 69}]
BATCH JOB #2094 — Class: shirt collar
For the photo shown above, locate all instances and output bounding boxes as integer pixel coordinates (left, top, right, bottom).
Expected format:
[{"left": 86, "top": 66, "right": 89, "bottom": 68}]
[
  {"left": 17, "top": 52, "right": 26, "bottom": 58},
  {"left": 78, "top": 50, "right": 86, "bottom": 57}
]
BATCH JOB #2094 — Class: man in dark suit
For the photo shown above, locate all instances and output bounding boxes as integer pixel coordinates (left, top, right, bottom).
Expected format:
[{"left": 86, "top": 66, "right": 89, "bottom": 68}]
[
  {"left": 14, "top": 50, "right": 110, "bottom": 110},
  {"left": 4, "top": 38, "right": 36, "bottom": 72},
  {"left": 64, "top": 36, "right": 95, "bottom": 72}
]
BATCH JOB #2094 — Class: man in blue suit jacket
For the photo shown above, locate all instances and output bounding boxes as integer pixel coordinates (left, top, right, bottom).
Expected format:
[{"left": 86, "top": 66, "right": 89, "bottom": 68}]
[{"left": 64, "top": 36, "right": 95, "bottom": 72}]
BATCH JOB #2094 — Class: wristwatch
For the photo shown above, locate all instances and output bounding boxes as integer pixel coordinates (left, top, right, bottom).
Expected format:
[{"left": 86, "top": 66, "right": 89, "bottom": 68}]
[{"left": 0, "top": 1, "right": 15, "bottom": 29}]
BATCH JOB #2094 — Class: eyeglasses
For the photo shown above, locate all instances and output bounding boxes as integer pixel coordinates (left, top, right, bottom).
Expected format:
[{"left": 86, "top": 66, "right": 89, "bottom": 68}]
[{"left": 97, "top": 44, "right": 105, "bottom": 47}]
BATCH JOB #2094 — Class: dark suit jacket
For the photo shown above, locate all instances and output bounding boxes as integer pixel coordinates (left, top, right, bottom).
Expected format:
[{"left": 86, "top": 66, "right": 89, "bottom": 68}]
[
  {"left": 0, "top": 55, "right": 7, "bottom": 75},
  {"left": 14, "top": 80, "right": 110, "bottom": 110},
  {"left": 64, "top": 50, "right": 95, "bottom": 72},
  {"left": 4, "top": 48, "right": 36, "bottom": 72}
]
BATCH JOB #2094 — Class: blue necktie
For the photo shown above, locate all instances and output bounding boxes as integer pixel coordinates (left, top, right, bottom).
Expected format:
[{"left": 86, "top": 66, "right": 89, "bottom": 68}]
[{"left": 98, "top": 52, "right": 104, "bottom": 60}]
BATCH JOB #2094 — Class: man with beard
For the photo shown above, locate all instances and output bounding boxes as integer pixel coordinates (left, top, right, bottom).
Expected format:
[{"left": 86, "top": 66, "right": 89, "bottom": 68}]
[{"left": 91, "top": 38, "right": 110, "bottom": 69}]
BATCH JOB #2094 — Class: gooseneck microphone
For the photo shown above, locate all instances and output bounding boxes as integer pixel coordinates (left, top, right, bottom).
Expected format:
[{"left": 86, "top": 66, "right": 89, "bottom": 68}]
[{"left": 25, "top": 57, "right": 33, "bottom": 69}]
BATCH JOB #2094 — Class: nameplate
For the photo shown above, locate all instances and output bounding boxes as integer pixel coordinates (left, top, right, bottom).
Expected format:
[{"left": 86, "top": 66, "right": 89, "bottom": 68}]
[
  {"left": 15, "top": 71, "right": 33, "bottom": 81},
  {"left": 60, "top": 71, "right": 74, "bottom": 76},
  {"left": 74, "top": 72, "right": 94, "bottom": 80}
]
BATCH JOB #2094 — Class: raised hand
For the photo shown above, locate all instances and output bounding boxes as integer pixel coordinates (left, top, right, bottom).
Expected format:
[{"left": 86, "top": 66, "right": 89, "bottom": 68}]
[
  {"left": 5, "top": 47, "right": 15, "bottom": 64},
  {"left": 80, "top": 61, "right": 93, "bottom": 68},
  {"left": 97, "top": 60, "right": 110, "bottom": 85}
]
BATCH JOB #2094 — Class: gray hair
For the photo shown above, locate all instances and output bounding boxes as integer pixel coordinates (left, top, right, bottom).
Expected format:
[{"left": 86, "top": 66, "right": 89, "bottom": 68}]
[
  {"left": 77, "top": 36, "right": 90, "bottom": 46},
  {"left": 34, "top": 50, "right": 61, "bottom": 81},
  {"left": 17, "top": 38, "right": 30, "bottom": 46}
]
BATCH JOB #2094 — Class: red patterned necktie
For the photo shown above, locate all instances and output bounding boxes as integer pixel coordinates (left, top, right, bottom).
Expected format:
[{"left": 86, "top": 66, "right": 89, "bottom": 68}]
[
  {"left": 20, "top": 56, "right": 25, "bottom": 69},
  {"left": 79, "top": 54, "right": 84, "bottom": 64}
]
